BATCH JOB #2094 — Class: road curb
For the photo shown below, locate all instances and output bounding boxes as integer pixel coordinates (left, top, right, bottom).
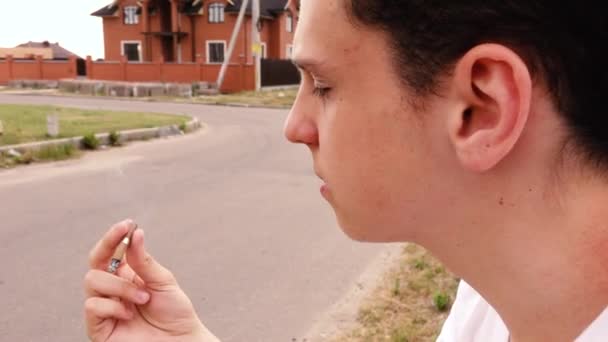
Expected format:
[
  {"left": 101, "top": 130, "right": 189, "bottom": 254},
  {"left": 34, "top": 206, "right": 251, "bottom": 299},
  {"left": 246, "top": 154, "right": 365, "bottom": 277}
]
[
  {"left": 0, "top": 117, "right": 203, "bottom": 154},
  {"left": 1, "top": 90, "right": 292, "bottom": 110}
]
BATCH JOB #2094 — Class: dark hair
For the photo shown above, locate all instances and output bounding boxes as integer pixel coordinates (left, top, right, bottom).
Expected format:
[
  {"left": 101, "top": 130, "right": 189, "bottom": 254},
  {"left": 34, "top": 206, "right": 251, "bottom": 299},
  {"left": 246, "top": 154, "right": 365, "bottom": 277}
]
[{"left": 347, "top": 1, "right": 608, "bottom": 170}]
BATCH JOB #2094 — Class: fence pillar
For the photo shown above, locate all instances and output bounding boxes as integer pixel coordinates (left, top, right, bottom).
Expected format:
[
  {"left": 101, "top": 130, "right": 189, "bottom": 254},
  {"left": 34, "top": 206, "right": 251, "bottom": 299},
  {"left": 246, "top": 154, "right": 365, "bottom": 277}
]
[
  {"left": 68, "top": 55, "right": 77, "bottom": 78},
  {"left": 6, "top": 55, "right": 13, "bottom": 81},
  {"left": 36, "top": 55, "right": 44, "bottom": 79},
  {"left": 239, "top": 58, "right": 245, "bottom": 92},
  {"left": 86, "top": 56, "right": 93, "bottom": 79},
  {"left": 157, "top": 56, "right": 164, "bottom": 83},
  {"left": 196, "top": 56, "right": 204, "bottom": 82},
  {"left": 120, "top": 56, "right": 128, "bottom": 81}
]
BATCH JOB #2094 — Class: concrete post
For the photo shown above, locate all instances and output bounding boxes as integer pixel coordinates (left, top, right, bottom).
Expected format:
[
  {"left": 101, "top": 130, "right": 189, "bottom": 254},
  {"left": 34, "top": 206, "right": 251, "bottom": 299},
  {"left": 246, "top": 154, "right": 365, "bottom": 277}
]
[
  {"left": 252, "top": 0, "right": 261, "bottom": 91},
  {"left": 217, "top": 0, "right": 249, "bottom": 90}
]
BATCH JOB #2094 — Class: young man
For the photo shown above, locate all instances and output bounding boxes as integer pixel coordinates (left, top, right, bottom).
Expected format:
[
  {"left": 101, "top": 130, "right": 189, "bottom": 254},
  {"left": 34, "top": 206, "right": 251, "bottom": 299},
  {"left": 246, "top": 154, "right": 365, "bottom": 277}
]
[{"left": 84, "top": 1, "right": 607, "bottom": 341}]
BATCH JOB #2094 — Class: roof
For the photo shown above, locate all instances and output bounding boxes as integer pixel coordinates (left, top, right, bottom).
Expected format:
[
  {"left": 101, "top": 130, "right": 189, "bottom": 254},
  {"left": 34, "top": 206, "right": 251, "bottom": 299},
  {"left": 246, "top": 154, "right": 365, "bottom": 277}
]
[
  {"left": 181, "top": 1, "right": 204, "bottom": 15},
  {"left": 225, "top": 0, "right": 290, "bottom": 19},
  {"left": 92, "top": 1, "right": 204, "bottom": 17},
  {"left": 15, "top": 41, "right": 80, "bottom": 59},
  {"left": 92, "top": 0, "right": 288, "bottom": 18},
  {"left": 91, "top": 3, "right": 118, "bottom": 17}
]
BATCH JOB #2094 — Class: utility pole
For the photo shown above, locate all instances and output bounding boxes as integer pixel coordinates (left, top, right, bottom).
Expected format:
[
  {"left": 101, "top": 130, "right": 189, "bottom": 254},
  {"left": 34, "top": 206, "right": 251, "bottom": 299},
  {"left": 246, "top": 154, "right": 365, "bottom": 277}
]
[
  {"left": 252, "top": 0, "right": 262, "bottom": 91},
  {"left": 217, "top": 0, "right": 249, "bottom": 89}
]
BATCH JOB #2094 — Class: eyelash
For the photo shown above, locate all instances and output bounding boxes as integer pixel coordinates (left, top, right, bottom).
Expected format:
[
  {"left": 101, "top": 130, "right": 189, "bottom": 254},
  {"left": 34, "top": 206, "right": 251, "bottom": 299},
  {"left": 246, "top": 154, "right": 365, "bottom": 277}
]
[{"left": 312, "top": 86, "right": 331, "bottom": 98}]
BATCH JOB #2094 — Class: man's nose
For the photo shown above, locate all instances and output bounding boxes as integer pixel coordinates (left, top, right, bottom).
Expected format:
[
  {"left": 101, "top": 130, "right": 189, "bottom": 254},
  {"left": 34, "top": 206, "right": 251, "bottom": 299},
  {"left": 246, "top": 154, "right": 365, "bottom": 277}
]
[{"left": 283, "top": 104, "right": 318, "bottom": 146}]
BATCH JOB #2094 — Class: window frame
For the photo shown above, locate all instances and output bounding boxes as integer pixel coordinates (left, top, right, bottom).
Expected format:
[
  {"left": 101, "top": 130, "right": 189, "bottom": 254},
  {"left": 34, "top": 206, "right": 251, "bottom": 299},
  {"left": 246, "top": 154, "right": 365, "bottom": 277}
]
[
  {"left": 206, "top": 40, "right": 227, "bottom": 64},
  {"left": 286, "top": 13, "right": 293, "bottom": 32},
  {"left": 123, "top": 5, "right": 140, "bottom": 25},
  {"left": 208, "top": 3, "right": 225, "bottom": 23},
  {"left": 121, "top": 40, "right": 143, "bottom": 62}
]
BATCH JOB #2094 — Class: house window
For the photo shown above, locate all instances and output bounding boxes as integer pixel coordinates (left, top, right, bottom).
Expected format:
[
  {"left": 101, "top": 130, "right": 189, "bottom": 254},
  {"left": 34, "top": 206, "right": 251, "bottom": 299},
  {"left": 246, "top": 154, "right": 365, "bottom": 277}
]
[
  {"left": 286, "top": 44, "right": 294, "bottom": 59},
  {"left": 207, "top": 41, "right": 226, "bottom": 63},
  {"left": 286, "top": 14, "right": 293, "bottom": 32},
  {"left": 122, "top": 41, "right": 142, "bottom": 62},
  {"left": 209, "top": 3, "right": 225, "bottom": 23},
  {"left": 124, "top": 6, "right": 139, "bottom": 25}
]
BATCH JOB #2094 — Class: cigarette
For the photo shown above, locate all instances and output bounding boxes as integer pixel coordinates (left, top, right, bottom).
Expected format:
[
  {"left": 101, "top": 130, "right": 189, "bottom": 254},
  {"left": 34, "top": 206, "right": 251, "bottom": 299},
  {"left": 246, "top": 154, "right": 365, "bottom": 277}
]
[{"left": 107, "top": 223, "right": 138, "bottom": 274}]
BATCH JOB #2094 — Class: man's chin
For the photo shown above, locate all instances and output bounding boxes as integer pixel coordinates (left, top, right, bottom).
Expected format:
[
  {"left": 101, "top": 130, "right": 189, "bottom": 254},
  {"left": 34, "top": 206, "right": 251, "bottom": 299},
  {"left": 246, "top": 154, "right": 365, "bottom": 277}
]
[{"left": 335, "top": 216, "right": 402, "bottom": 243}]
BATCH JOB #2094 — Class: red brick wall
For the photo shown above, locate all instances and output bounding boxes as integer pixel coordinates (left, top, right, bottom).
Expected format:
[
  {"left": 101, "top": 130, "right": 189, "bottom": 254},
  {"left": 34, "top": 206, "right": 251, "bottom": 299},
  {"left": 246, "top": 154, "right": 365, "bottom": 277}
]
[
  {"left": 11, "top": 61, "right": 40, "bottom": 80},
  {"left": 0, "top": 56, "right": 77, "bottom": 84},
  {"left": 125, "top": 63, "right": 162, "bottom": 82},
  {"left": 43, "top": 61, "right": 76, "bottom": 80},
  {"left": 161, "top": 63, "right": 199, "bottom": 83},
  {"left": 86, "top": 57, "right": 255, "bottom": 92},
  {"left": 88, "top": 61, "right": 122, "bottom": 81},
  {"left": 0, "top": 60, "right": 8, "bottom": 84}
]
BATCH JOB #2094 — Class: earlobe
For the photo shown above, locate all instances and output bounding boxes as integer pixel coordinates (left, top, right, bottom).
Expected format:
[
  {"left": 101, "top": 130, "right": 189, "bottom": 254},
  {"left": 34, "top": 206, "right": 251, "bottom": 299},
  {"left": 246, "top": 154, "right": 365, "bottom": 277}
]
[{"left": 448, "top": 44, "right": 533, "bottom": 172}]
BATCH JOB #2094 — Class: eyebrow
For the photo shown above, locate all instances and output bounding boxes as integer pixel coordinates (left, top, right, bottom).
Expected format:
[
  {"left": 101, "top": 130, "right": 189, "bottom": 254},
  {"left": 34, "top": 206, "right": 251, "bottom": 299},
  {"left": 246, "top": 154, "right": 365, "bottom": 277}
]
[{"left": 291, "top": 58, "right": 325, "bottom": 73}]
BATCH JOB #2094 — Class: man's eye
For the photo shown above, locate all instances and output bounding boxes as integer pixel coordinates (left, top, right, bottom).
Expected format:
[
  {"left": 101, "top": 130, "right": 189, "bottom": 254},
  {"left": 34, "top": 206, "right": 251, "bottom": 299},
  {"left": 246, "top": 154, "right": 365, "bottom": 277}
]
[{"left": 312, "top": 86, "right": 331, "bottom": 98}]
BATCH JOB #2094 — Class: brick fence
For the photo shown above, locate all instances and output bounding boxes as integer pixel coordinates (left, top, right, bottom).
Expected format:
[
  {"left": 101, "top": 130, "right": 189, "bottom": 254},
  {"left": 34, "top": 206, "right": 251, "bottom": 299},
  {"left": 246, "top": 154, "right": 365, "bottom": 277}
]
[
  {"left": 0, "top": 54, "right": 255, "bottom": 93},
  {"left": 0, "top": 55, "right": 77, "bottom": 84},
  {"left": 86, "top": 56, "right": 254, "bottom": 93}
]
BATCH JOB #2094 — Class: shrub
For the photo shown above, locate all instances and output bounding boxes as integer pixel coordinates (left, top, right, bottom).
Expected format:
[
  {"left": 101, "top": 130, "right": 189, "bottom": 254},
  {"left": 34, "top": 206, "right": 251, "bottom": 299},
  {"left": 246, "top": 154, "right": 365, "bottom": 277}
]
[
  {"left": 109, "top": 131, "right": 121, "bottom": 146},
  {"left": 82, "top": 133, "right": 99, "bottom": 150}
]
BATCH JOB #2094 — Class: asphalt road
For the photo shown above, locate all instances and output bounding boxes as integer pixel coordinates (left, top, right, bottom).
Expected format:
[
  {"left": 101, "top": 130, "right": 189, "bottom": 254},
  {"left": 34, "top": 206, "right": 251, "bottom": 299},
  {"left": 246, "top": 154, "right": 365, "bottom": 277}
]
[{"left": 0, "top": 94, "right": 391, "bottom": 342}]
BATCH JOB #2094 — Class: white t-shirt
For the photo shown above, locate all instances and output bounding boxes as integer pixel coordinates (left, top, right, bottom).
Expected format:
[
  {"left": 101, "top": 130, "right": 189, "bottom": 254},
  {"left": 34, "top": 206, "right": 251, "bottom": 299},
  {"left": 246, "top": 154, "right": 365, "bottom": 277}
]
[{"left": 437, "top": 281, "right": 608, "bottom": 341}]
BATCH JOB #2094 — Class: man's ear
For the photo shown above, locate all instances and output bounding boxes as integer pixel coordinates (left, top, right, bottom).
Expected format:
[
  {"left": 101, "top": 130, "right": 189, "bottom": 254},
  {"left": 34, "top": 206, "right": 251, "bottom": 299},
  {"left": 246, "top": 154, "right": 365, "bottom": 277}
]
[{"left": 447, "top": 44, "right": 532, "bottom": 172}]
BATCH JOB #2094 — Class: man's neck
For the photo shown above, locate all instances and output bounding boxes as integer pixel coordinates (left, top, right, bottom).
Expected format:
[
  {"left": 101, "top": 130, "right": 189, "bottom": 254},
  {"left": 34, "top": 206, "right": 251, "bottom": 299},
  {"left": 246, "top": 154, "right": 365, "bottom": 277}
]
[{"left": 426, "top": 177, "right": 608, "bottom": 341}]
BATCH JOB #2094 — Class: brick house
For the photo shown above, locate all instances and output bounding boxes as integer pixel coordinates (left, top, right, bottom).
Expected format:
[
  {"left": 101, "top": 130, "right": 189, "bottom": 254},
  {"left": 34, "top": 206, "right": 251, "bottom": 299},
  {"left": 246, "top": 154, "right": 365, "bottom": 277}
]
[
  {"left": 0, "top": 41, "right": 79, "bottom": 60},
  {"left": 92, "top": 0, "right": 299, "bottom": 65},
  {"left": 15, "top": 41, "right": 80, "bottom": 60}
]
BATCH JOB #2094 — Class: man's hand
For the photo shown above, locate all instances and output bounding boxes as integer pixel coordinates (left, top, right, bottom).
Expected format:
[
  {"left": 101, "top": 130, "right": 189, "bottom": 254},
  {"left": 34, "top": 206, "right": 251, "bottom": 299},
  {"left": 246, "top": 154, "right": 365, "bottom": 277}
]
[{"left": 84, "top": 220, "right": 219, "bottom": 342}]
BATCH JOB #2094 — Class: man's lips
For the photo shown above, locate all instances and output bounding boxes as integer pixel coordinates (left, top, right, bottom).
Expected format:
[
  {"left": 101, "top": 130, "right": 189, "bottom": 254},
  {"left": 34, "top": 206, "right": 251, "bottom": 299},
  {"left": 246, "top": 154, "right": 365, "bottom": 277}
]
[{"left": 315, "top": 170, "right": 330, "bottom": 198}]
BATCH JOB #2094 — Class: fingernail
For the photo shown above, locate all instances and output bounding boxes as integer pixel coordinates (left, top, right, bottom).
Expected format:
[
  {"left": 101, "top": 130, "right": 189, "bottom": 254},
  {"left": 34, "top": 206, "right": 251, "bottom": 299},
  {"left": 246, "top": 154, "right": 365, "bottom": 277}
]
[{"left": 135, "top": 290, "right": 150, "bottom": 304}]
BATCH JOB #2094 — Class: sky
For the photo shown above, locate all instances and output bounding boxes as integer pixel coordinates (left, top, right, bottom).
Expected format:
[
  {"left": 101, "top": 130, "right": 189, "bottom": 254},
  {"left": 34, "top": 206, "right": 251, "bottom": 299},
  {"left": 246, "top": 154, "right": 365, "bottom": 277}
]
[{"left": 0, "top": 0, "right": 112, "bottom": 59}]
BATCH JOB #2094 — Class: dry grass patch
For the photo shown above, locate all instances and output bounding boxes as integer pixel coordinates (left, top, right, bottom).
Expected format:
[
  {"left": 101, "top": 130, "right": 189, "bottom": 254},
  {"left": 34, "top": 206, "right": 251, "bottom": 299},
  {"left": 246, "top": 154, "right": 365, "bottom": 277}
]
[{"left": 335, "top": 244, "right": 459, "bottom": 342}]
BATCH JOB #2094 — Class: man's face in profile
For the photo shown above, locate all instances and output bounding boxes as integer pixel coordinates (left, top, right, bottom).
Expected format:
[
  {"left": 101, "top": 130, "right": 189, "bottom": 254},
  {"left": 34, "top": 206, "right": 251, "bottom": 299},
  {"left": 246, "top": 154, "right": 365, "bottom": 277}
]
[{"left": 284, "top": 0, "right": 453, "bottom": 243}]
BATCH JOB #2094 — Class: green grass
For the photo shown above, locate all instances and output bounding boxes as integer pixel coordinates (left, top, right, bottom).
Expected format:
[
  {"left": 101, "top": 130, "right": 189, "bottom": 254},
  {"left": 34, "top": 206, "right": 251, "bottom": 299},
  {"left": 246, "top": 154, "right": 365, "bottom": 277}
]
[
  {"left": 35, "top": 144, "right": 78, "bottom": 161},
  {"left": 195, "top": 88, "right": 298, "bottom": 108},
  {"left": 335, "top": 244, "right": 459, "bottom": 342},
  {"left": 0, "top": 104, "right": 189, "bottom": 146}
]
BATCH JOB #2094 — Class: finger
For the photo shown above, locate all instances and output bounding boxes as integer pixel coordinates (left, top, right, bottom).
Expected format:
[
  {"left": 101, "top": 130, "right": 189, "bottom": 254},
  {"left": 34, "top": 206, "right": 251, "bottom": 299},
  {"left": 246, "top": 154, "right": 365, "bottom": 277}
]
[
  {"left": 115, "top": 263, "right": 145, "bottom": 288},
  {"left": 89, "top": 219, "right": 136, "bottom": 269},
  {"left": 84, "top": 270, "right": 150, "bottom": 305},
  {"left": 85, "top": 297, "right": 133, "bottom": 328},
  {"left": 127, "top": 229, "right": 176, "bottom": 286}
]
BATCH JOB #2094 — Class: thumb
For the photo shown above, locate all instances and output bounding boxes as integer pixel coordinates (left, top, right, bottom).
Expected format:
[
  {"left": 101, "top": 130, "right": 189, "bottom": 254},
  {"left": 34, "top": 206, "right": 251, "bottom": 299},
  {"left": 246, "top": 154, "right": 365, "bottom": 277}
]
[{"left": 127, "top": 229, "right": 176, "bottom": 286}]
